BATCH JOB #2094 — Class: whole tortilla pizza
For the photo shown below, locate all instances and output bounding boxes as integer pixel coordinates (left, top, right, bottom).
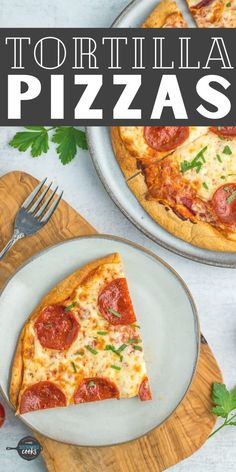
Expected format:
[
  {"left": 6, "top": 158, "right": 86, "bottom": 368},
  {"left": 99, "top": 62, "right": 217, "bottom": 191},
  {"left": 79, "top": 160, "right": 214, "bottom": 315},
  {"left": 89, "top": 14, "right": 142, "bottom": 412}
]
[{"left": 112, "top": 0, "right": 236, "bottom": 252}]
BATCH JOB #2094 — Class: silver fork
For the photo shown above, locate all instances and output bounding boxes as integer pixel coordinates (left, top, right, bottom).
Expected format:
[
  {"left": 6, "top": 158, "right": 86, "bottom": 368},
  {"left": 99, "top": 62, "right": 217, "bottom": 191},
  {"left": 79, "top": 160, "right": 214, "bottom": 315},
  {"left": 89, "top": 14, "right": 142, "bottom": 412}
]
[{"left": 0, "top": 178, "right": 63, "bottom": 260}]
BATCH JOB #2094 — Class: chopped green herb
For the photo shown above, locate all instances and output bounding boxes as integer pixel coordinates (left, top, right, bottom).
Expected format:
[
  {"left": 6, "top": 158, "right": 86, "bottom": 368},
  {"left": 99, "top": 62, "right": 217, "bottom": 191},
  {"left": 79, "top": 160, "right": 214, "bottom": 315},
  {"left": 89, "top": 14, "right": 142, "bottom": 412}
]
[
  {"left": 105, "top": 344, "right": 116, "bottom": 352},
  {"left": 216, "top": 154, "right": 222, "bottom": 163},
  {"left": 133, "top": 345, "right": 143, "bottom": 351},
  {"left": 224, "top": 186, "right": 230, "bottom": 191},
  {"left": 221, "top": 176, "right": 226, "bottom": 180},
  {"left": 127, "top": 338, "right": 142, "bottom": 344},
  {"left": 87, "top": 380, "right": 95, "bottom": 388},
  {"left": 226, "top": 2, "right": 231, "bottom": 6},
  {"left": 85, "top": 345, "right": 98, "bottom": 355},
  {"left": 105, "top": 340, "right": 142, "bottom": 359},
  {"left": 71, "top": 361, "right": 77, "bottom": 373},
  {"left": 65, "top": 302, "right": 77, "bottom": 312},
  {"left": 223, "top": 145, "right": 232, "bottom": 155},
  {"left": 97, "top": 331, "right": 108, "bottom": 335},
  {"left": 117, "top": 344, "right": 127, "bottom": 353},
  {"left": 115, "top": 339, "right": 142, "bottom": 356},
  {"left": 228, "top": 173, "right": 236, "bottom": 176},
  {"left": 180, "top": 161, "right": 189, "bottom": 173},
  {"left": 226, "top": 190, "right": 236, "bottom": 204},
  {"left": 180, "top": 146, "right": 208, "bottom": 174},
  {"left": 108, "top": 308, "right": 122, "bottom": 318},
  {"left": 111, "top": 365, "right": 121, "bottom": 371},
  {"left": 203, "top": 182, "right": 209, "bottom": 190},
  {"left": 132, "top": 324, "right": 140, "bottom": 329},
  {"left": 105, "top": 344, "right": 123, "bottom": 361}
]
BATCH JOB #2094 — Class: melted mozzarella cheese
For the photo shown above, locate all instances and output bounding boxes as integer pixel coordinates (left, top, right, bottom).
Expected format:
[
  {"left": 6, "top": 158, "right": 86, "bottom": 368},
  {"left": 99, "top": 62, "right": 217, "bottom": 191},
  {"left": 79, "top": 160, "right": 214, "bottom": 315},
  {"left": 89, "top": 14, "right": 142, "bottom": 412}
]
[
  {"left": 21, "top": 262, "right": 149, "bottom": 406},
  {"left": 188, "top": 0, "right": 236, "bottom": 28},
  {"left": 171, "top": 133, "right": 236, "bottom": 200},
  {"left": 120, "top": 126, "right": 208, "bottom": 160}
]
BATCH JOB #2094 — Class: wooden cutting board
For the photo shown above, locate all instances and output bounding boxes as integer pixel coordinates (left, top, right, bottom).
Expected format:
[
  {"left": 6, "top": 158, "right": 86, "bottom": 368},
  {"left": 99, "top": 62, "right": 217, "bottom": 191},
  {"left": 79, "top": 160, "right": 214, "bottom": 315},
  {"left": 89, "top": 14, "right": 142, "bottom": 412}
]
[{"left": 0, "top": 171, "right": 223, "bottom": 472}]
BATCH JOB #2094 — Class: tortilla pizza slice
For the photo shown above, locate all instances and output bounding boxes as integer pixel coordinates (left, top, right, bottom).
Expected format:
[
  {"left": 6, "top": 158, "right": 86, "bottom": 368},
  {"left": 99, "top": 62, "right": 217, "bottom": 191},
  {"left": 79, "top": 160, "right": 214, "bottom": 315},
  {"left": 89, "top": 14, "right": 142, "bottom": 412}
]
[{"left": 10, "top": 253, "right": 151, "bottom": 414}]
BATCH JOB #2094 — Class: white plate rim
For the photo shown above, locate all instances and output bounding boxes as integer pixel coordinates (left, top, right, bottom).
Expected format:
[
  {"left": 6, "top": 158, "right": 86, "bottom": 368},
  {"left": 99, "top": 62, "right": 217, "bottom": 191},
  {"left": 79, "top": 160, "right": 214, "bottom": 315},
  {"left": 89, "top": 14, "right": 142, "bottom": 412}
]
[
  {"left": 86, "top": 0, "right": 236, "bottom": 268},
  {"left": 0, "top": 234, "right": 200, "bottom": 447}
]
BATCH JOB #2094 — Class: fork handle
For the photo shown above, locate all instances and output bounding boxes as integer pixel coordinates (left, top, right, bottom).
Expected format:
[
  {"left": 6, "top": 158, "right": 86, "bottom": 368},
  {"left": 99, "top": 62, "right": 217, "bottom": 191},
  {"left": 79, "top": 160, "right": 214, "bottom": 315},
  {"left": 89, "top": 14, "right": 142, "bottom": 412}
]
[{"left": 0, "top": 229, "right": 25, "bottom": 260}]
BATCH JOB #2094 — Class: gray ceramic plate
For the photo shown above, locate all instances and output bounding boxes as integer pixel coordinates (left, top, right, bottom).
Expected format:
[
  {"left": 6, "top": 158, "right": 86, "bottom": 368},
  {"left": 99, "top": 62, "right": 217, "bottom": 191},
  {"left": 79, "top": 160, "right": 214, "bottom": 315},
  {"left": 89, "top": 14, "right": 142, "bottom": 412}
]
[
  {"left": 0, "top": 235, "right": 199, "bottom": 446},
  {"left": 87, "top": 0, "right": 236, "bottom": 268}
]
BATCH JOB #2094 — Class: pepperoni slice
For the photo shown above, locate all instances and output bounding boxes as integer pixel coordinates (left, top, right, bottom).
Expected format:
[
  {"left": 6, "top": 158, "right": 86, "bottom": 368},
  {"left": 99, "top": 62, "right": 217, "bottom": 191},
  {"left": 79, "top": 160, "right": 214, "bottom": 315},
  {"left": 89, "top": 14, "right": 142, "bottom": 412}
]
[
  {"left": 20, "top": 381, "right": 66, "bottom": 414},
  {"left": 193, "top": 0, "right": 214, "bottom": 9},
  {"left": 210, "top": 127, "right": 236, "bottom": 138},
  {"left": 98, "top": 278, "right": 136, "bottom": 325},
  {"left": 35, "top": 304, "right": 79, "bottom": 350},
  {"left": 144, "top": 127, "right": 189, "bottom": 152},
  {"left": 0, "top": 403, "right": 5, "bottom": 427},
  {"left": 74, "top": 377, "right": 120, "bottom": 404},
  {"left": 212, "top": 184, "right": 236, "bottom": 225},
  {"left": 139, "top": 377, "right": 152, "bottom": 401}
]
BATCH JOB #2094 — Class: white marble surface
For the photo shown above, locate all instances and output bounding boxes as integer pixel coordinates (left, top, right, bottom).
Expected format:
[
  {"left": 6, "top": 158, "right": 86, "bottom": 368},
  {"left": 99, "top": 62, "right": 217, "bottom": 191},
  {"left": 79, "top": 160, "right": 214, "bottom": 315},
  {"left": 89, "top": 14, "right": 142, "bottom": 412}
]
[{"left": 0, "top": 1, "right": 235, "bottom": 471}]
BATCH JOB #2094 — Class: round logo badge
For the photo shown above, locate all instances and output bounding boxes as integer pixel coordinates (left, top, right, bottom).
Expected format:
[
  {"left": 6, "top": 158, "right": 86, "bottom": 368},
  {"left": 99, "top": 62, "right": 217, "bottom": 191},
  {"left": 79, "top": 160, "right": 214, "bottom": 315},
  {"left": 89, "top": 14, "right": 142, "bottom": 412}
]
[{"left": 6, "top": 436, "right": 42, "bottom": 461}]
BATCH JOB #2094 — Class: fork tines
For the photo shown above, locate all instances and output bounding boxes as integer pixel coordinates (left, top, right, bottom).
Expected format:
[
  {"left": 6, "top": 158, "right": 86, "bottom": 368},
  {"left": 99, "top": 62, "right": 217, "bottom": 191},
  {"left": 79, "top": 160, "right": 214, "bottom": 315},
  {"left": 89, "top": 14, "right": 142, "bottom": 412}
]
[{"left": 21, "top": 178, "right": 63, "bottom": 223}]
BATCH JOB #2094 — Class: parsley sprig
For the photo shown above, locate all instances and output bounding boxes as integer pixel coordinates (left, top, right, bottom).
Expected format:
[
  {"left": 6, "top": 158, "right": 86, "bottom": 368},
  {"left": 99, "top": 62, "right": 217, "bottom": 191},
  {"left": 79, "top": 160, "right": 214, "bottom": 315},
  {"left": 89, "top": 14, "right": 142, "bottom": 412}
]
[
  {"left": 181, "top": 146, "right": 208, "bottom": 174},
  {"left": 9, "top": 126, "right": 88, "bottom": 165},
  {"left": 209, "top": 383, "right": 236, "bottom": 438}
]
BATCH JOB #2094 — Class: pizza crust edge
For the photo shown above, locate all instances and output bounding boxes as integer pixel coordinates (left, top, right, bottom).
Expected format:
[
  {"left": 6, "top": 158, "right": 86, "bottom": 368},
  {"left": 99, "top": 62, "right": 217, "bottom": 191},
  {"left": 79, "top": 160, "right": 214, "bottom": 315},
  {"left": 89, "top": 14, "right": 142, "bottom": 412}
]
[
  {"left": 112, "top": 126, "right": 236, "bottom": 252},
  {"left": 142, "top": 0, "right": 186, "bottom": 27},
  {"left": 9, "top": 252, "right": 121, "bottom": 411}
]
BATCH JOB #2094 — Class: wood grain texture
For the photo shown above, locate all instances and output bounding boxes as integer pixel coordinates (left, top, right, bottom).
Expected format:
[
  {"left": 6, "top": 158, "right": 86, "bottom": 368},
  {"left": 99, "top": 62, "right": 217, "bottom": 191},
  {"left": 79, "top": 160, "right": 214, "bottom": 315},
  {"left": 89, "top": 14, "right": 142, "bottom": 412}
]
[{"left": 0, "top": 171, "right": 223, "bottom": 472}]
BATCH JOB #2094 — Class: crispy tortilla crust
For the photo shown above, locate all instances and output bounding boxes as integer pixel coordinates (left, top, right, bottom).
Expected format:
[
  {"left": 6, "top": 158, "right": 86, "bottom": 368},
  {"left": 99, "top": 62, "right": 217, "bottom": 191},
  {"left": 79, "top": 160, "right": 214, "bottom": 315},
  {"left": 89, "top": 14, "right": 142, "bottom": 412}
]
[
  {"left": 112, "top": 127, "right": 236, "bottom": 252},
  {"left": 10, "top": 253, "right": 121, "bottom": 412},
  {"left": 142, "top": 0, "right": 186, "bottom": 27}
]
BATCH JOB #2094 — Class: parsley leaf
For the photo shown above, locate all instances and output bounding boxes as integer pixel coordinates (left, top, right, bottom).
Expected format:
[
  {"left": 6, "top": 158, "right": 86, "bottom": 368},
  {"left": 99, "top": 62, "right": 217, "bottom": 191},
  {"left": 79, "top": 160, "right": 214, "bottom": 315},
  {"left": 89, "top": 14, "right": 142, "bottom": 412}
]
[
  {"left": 9, "top": 126, "right": 49, "bottom": 157},
  {"left": 223, "top": 145, "right": 232, "bottom": 155},
  {"left": 209, "top": 383, "right": 236, "bottom": 438},
  {"left": 9, "top": 126, "right": 87, "bottom": 164},
  {"left": 180, "top": 146, "right": 208, "bottom": 174},
  {"left": 52, "top": 127, "right": 88, "bottom": 164}
]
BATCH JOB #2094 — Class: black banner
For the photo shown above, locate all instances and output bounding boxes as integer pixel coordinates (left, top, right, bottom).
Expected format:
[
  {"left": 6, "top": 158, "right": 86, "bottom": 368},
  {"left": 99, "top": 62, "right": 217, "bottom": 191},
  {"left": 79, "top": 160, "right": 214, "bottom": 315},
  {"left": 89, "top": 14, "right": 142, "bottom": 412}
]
[{"left": 1, "top": 28, "right": 235, "bottom": 125}]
